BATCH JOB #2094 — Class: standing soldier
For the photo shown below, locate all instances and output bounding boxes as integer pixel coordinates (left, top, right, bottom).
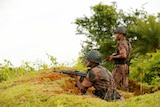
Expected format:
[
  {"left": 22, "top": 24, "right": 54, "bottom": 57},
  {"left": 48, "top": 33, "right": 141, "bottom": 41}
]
[
  {"left": 71, "top": 50, "right": 123, "bottom": 101},
  {"left": 107, "top": 27, "right": 132, "bottom": 92}
]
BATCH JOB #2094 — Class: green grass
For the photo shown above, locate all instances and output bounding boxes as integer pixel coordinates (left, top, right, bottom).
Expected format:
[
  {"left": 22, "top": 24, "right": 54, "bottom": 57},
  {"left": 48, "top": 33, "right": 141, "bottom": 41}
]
[{"left": 0, "top": 69, "right": 160, "bottom": 107}]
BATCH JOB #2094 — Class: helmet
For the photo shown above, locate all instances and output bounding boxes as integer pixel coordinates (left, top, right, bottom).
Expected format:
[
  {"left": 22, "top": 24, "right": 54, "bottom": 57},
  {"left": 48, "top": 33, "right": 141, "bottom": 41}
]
[
  {"left": 85, "top": 50, "right": 102, "bottom": 63},
  {"left": 115, "top": 27, "right": 126, "bottom": 35}
]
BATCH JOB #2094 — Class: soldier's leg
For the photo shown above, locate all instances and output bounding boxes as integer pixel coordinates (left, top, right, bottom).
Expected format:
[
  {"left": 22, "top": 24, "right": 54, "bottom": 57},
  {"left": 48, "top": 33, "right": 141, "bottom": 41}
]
[
  {"left": 122, "top": 64, "right": 129, "bottom": 91},
  {"left": 112, "top": 65, "right": 122, "bottom": 90}
]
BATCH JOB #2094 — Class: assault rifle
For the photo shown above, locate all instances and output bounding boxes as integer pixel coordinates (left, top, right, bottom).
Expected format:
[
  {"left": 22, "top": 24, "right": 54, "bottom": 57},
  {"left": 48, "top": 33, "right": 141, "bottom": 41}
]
[{"left": 53, "top": 68, "right": 87, "bottom": 83}]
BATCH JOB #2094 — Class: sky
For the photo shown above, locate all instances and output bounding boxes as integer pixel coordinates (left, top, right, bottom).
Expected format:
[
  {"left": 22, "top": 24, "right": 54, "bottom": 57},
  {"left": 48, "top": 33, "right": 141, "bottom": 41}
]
[{"left": 0, "top": 0, "right": 159, "bottom": 67}]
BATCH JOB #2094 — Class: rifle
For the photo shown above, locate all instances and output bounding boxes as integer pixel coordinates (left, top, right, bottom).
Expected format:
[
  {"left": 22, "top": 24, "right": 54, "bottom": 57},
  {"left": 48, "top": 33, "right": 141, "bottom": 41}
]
[{"left": 53, "top": 68, "right": 87, "bottom": 83}]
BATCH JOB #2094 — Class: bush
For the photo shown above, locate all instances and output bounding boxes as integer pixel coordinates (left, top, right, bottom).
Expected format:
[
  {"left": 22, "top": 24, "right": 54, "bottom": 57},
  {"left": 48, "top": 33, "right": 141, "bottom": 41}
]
[{"left": 130, "top": 50, "right": 160, "bottom": 85}]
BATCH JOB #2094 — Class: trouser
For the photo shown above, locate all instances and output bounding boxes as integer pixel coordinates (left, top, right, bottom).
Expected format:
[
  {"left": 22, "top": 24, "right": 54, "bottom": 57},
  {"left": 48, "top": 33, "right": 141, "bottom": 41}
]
[
  {"left": 112, "top": 64, "right": 129, "bottom": 91},
  {"left": 92, "top": 89, "right": 121, "bottom": 101}
]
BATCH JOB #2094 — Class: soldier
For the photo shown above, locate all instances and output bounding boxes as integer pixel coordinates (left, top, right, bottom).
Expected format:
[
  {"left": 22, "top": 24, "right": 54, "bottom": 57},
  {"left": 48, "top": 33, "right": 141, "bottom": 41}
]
[
  {"left": 71, "top": 50, "right": 123, "bottom": 101},
  {"left": 107, "top": 27, "right": 132, "bottom": 91}
]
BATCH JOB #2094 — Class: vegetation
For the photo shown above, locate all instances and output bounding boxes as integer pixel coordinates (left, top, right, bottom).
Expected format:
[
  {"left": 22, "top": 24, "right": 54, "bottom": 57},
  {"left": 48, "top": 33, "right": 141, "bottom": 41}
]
[
  {"left": 0, "top": 50, "right": 160, "bottom": 106},
  {"left": 0, "top": 67, "right": 160, "bottom": 107},
  {"left": 74, "top": 2, "right": 160, "bottom": 71},
  {"left": 128, "top": 15, "right": 160, "bottom": 55},
  {"left": 130, "top": 50, "right": 160, "bottom": 85}
]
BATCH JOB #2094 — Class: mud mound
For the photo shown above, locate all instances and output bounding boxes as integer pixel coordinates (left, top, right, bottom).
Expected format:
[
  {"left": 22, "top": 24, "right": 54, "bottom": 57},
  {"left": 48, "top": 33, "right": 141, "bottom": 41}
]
[
  {"left": 16, "top": 72, "right": 68, "bottom": 84},
  {"left": 128, "top": 79, "right": 141, "bottom": 95},
  {"left": 128, "top": 79, "right": 160, "bottom": 96},
  {"left": 16, "top": 71, "right": 160, "bottom": 99},
  {"left": 61, "top": 78, "right": 80, "bottom": 94},
  {"left": 33, "top": 72, "right": 68, "bottom": 83},
  {"left": 33, "top": 72, "right": 95, "bottom": 94},
  {"left": 39, "top": 72, "right": 136, "bottom": 98}
]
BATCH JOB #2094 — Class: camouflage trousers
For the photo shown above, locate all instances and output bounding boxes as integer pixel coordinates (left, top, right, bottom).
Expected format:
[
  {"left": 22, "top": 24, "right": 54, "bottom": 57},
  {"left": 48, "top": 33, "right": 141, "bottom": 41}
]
[
  {"left": 92, "top": 89, "right": 121, "bottom": 101},
  {"left": 112, "top": 64, "right": 129, "bottom": 91}
]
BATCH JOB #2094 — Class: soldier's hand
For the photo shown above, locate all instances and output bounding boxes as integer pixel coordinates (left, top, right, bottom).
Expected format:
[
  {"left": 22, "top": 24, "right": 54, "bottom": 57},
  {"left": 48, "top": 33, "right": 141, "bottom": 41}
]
[
  {"left": 106, "top": 57, "right": 109, "bottom": 61},
  {"left": 69, "top": 74, "right": 78, "bottom": 79},
  {"left": 107, "top": 56, "right": 113, "bottom": 61}
]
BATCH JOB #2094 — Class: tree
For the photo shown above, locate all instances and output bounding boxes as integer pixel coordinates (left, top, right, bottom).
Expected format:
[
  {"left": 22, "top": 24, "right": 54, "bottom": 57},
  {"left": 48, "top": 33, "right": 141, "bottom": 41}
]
[
  {"left": 74, "top": 2, "right": 137, "bottom": 58},
  {"left": 74, "top": 2, "right": 136, "bottom": 70},
  {"left": 74, "top": 2, "right": 118, "bottom": 59},
  {"left": 128, "top": 15, "right": 160, "bottom": 55},
  {"left": 74, "top": 2, "right": 160, "bottom": 70}
]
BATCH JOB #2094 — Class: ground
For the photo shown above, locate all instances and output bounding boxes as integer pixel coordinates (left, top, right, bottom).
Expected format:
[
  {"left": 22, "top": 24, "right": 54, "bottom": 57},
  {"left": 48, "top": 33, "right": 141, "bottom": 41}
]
[{"left": 16, "top": 70, "right": 160, "bottom": 100}]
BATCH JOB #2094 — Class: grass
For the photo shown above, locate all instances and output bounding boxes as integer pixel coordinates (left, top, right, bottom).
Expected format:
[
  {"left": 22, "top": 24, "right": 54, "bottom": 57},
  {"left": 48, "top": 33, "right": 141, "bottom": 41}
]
[{"left": 0, "top": 69, "right": 160, "bottom": 107}]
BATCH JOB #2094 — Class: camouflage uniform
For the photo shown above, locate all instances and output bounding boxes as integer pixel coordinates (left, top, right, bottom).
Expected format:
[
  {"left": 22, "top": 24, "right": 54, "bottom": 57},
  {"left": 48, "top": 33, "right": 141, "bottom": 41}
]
[
  {"left": 112, "top": 40, "right": 132, "bottom": 91},
  {"left": 86, "top": 65, "right": 121, "bottom": 101}
]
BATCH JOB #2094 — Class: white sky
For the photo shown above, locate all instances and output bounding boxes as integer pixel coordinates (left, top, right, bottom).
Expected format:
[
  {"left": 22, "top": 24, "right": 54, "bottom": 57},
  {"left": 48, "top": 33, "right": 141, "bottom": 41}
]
[{"left": 0, "top": 0, "right": 159, "bottom": 67}]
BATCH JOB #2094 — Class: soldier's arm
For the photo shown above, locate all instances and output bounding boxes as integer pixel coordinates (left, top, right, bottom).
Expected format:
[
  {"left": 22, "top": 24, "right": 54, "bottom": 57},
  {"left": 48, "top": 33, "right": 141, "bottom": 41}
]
[
  {"left": 74, "top": 73, "right": 93, "bottom": 94},
  {"left": 112, "top": 43, "right": 127, "bottom": 59},
  {"left": 113, "top": 49, "right": 126, "bottom": 59}
]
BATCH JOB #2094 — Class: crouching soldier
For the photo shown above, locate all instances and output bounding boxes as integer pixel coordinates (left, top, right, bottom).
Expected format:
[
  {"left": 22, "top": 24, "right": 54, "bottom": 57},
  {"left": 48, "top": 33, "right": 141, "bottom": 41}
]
[{"left": 71, "top": 50, "right": 124, "bottom": 101}]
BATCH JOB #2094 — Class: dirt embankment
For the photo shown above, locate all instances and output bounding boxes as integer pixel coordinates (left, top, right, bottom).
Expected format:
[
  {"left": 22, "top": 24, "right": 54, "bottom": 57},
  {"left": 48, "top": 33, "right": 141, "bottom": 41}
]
[{"left": 18, "top": 71, "right": 160, "bottom": 99}]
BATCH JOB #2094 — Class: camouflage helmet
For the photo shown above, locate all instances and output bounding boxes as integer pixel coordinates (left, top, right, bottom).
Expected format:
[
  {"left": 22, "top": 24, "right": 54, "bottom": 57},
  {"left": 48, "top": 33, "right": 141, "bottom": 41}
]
[
  {"left": 85, "top": 50, "right": 102, "bottom": 64},
  {"left": 115, "top": 26, "right": 126, "bottom": 35}
]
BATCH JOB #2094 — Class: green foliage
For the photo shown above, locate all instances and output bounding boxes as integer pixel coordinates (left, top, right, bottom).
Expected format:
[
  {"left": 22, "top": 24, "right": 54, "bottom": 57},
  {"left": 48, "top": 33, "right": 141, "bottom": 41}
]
[
  {"left": 0, "top": 59, "right": 37, "bottom": 82},
  {"left": 31, "top": 59, "right": 49, "bottom": 70},
  {"left": 130, "top": 50, "right": 160, "bottom": 85},
  {"left": 74, "top": 2, "right": 140, "bottom": 56},
  {"left": 0, "top": 53, "right": 64, "bottom": 82},
  {"left": 46, "top": 53, "right": 58, "bottom": 67},
  {"left": 72, "top": 57, "right": 88, "bottom": 71},
  {"left": 74, "top": 2, "right": 118, "bottom": 58},
  {"left": 128, "top": 15, "right": 160, "bottom": 55},
  {"left": 120, "top": 91, "right": 160, "bottom": 107},
  {"left": 74, "top": 2, "right": 160, "bottom": 74}
]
